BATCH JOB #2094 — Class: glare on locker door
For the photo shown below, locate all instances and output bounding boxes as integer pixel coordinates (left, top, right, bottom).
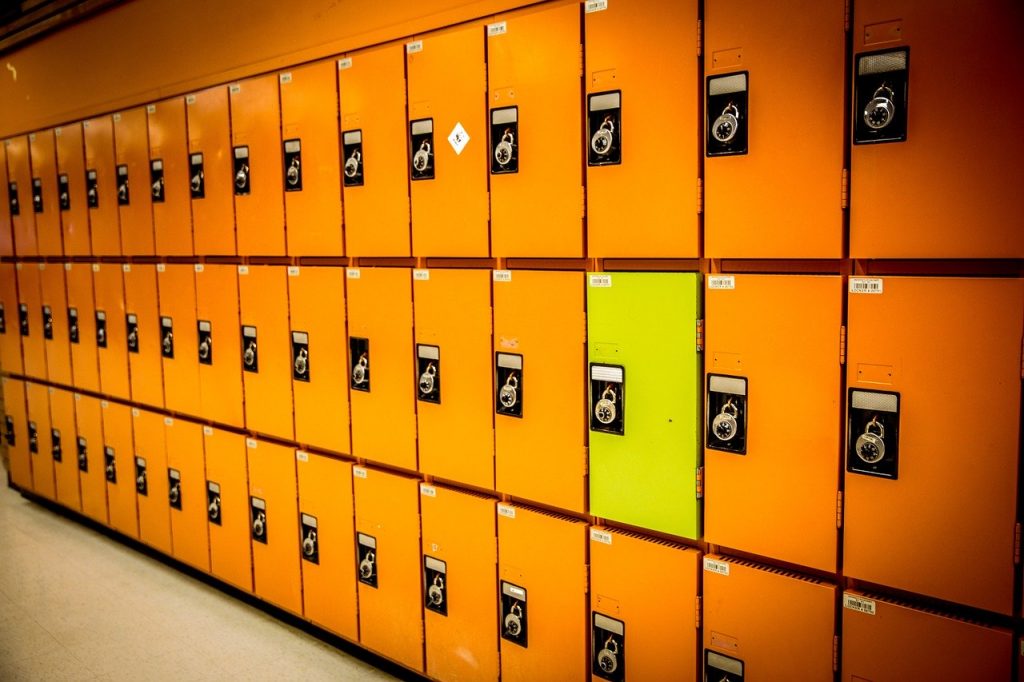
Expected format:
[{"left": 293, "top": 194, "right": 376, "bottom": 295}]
[
  {"left": 205, "top": 427, "right": 253, "bottom": 592},
  {"left": 29, "top": 129, "right": 63, "bottom": 255},
  {"left": 133, "top": 408, "right": 172, "bottom": 555},
  {"left": 2, "top": 377, "right": 31, "bottom": 490},
  {"left": 65, "top": 263, "right": 100, "bottom": 393},
  {"left": 40, "top": 263, "right": 73, "bottom": 386},
  {"left": 101, "top": 399, "right": 138, "bottom": 537},
  {"left": 280, "top": 60, "right": 343, "bottom": 256},
  {"left": 6, "top": 136, "right": 37, "bottom": 256},
  {"left": 49, "top": 387, "right": 80, "bottom": 510},
  {"left": 165, "top": 418, "right": 209, "bottom": 573},
  {"left": 0, "top": 142, "right": 11, "bottom": 256},
  {"left": 195, "top": 264, "right": 244, "bottom": 428},
  {"left": 186, "top": 86, "right": 236, "bottom": 255},
  {"left": 147, "top": 98, "right": 194, "bottom": 255},
  {"left": 55, "top": 123, "right": 91, "bottom": 256},
  {"left": 17, "top": 263, "right": 47, "bottom": 380},
  {"left": 113, "top": 108, "right": 155, "bottom": 255},
  {"left": 487, "top": 1, "right": 583, "bottom": 257},
  {"left": 26, "top": 381, "right": 56, "bottom": 499},
  {"left": 157, "top": 264, "right": 200, "bottom": 416},
  {"left": 0, "top": 262, "right": 23, "bottom": 374},
  {"left": 406, "top": 22, "right": 489, "bottom": 257},
  {"left": 585, "top": 0, "right": 699, "bottom": 258},
  {"left": 83, "top": 117, "right": 121, "bottom": 255},
  {"left": 123, "top": 264, "right": 164, "bottom": 408},
  {"left": 338, "top": 45, "right": 411, "bottom": 256},
  {"left": 93, "top": 263, "right": 130, "bottom": 400},
  {"left": 75, "top": 393, "right": 108, "bottom": 525}
]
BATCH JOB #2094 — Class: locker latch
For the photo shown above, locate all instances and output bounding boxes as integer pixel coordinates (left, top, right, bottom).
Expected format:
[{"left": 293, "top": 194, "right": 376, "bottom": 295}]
[
  {"left": 300, "top": 513, "right": 319, "bottom": 564},
  {"left": 490, "top": 107, "right": 519, "bottom": 174},
  {"left": 706, "top": 374, "right": 748, "bottom": 454},
  {"left": 18, "top": 303, "right": 29, "bottom": 337},
  {"left": 197, "top": 320, "right": 213, "bottom": 365},
  {"left": 104, "top": 446, "right": 117, "bottom": 483},
  {"left": 42, "top": 305, "right": 53, "bottom": 340},
  {"left": 424, "top": 556, "right": 448, "bottom": 616},
  {"left": 135, "top": 457, "right": 148, "bottom": 495},
  {"left": 27, "top": 420, "right": 38, "bottom": 454},
  {"left": 58, "top": 174, "right": 70, "bottom": 211},
  {"left": 847, "top": 389, "right": 901, "bottom": 479},
  {"left": 160, "top": 316, "right": 174, "bottom": 359},
  {"left": 86, "top": 170, "right": 99, "bottom": 208},
  {"left": 168, "top": 469, "right": 182, "bottom": 510},
  {"left": 189, "top": 154, "right": 205, "bottom": 199},
  {"left": 95, "top": 311, "right": 107, "bottom": 348},
  {"left": 588, "top": 92, "right": 622, "bottom": 166},
  {"left": 68, "top": 307, "right": 79, "bottom": 344},
  {"left": 495, "top": 352, "right": 523, "bottom": 418},
  {"left": 8, "top": 181, "right": 19, "bottom": 215},
  {"left": 500, "top": 581, "right": 528, "bottom": 647},
  {"left": 706, "top": 650, "right": 744, "bottom": 681},
  {"left": 349, "top": 337, "right": 370, "bottom": 392},
  {"left": 51, "top": 428, "right": 62, "bottom": 462},
  {"left": 410, "top": 119, "right": 435, "bottom": 181},
  {"left": 592, "top": 613, "right": 625, "bottom": 682},
  {"left": 292, "top": 331, "right": 310, "bottom": 382},
  {"left": 853, "top": 49, "right": 909, "bottom": 144},
  {"left": 31, "top": 178, "right": 43, "bottom": 213},
  {"left": 241, "top": 325, "right": 258, "bottom": 372},
  {"left": 207, "top": 481, "right": 222, "bottom": 524},
  {"left": 77, "top": 437, "right": 88, "bottom": 472},
  {"left": 706, "top": 72, "right": 749, "bottom": 156},
  {"left": 126, "top": 313, "right": 140, "bottom": 353},
  {"left": 233, "top": 146, "right": 251, "bottom": 195},
  {"left": 357, "top": 533, "right": 378, "bottom": 588},
  {"left": 150, "top": 160, "right": 165, "bottom": 203},
  {"left": 283, "top": 139, "right": 302, "bottom": 191},
  {"left": 342, "top": 130, "right": 364, "bottom": 187},
  {"left": 590, "top": 364, "right": 625, "bottom": 435},
  {"left": 417, "top": 344, "right": 441, "bottom": 404},
  {"left": 116, "top": 164, "right": 130, "bottom": 205},
  {"left": 250, "top": 496, "right": 267, "bottom": 543}
]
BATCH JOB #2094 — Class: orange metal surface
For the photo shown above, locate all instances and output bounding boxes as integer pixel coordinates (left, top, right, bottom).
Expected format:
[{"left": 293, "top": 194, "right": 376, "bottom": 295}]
[
  {"left": 133, "top": 408, "right": 172, "bottom": 555},
  {"left": 186, "top": 86, "right": 236, "bottom": 256},
  {"left": 17, "top": 263, "right": 47, "bottom": 380},
  {"left": 407, "top": 22, "right": 489, "bottom": 257},
  {"left": 164, "top": 418, "right": 210, "bottom": 573},
  {"left": 195, "top": 264, "right": 244, "bottom": 428},
  {"left": 101, "top": 399, "right": 138, "bottom": 537},
  {"left": 844, "top": 277, "right": 1024, "bottom": 614},
  {"left": 65, "top": 263, "right": 100, "bottom": 393},
  {"left": 157, "top": 264, "right": 200, "bottom": 416},
  {"left": 49, "top": 387, "right": 81, "bottom": 510},
  {"left": 92, "top": 263, "right": 130, "bottom": 400},
  {"left": 280, "top": 60, "right": 344, "bottom": 257},
  {"left": 83, "top": 117, "right": 121, "bottom": 256},
  {"left": 338, "top": 44, "right": 411, "bottom": 257},
  {"left": 6, "top": 136, "right": 38, "bottom": 256},
  {"left": 3, "top": 377, "right": 31, "bottom": 490},
  {"left": 40, "top": 263, "right": 73, "bottom": 386},
  {"left": 0, "top": 262, "right": 24, "bottom": 374},
  {"left": 204, "top": 427, "right": 253, "bottom": 592},
  {"left": 28, "top": 129, "right": 63, "bottom": 255},
  {"left": 74, "top": 393, "right": 108, "bottom": 524},
  {"left": 26, "top": 381, "right": 56, "bottom": 499},
  {"left": 54, "top": 123, "right": 91, "bottom": 256},
  {"left": 147, "top": 98, "right": 194, "bottom": 256},
  {"left": 414, "top": 269, "right": 494, "bottom": 489},
  {"left": 112, "top": 108, "right": 155, "bottom": 255},
  {"left": 0, "top": 142, "right": 11, "bottom": 256},
  {"left": 123, "top": 264, "right": 164, "bottom": 408}
]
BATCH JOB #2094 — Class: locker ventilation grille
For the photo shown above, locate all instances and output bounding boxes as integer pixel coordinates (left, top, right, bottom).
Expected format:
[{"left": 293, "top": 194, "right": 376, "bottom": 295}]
[
  {"left": 854, "top": 591, "right": 993, "bottom": 628},
  {"left": 717, "top": 556, "right": 828, "bottom": 586},
  {"left": 611, "top": 527, "right": 693, "bottom": 552},
  {"left": 514, "top": 503, "right": 586, "bottom": 525}
]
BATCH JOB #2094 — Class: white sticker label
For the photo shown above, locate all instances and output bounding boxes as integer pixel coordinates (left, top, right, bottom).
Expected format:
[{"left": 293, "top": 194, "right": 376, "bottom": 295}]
[
  {"left": 156, "top": 263, "right": 165, "bottom": 272},
  {"left": 585, "top": 0, "right": 609, "bottom": 12},
  {"left": 420, "top": 484, "right": 436, "bottom": 497},
  {"left": 279, "top": 72, "right": 292, "bottom": 84},
  {"left": 849, "top": 278, "right": 883, "bottom": 294},
  {"left": 55, "top": 128, "right": 62, "bottom": 137},
  {"left": 164, "top": 417, "right": 173, "bottom": 426},
  {"left": 131, "top": 408, "right": 140, "bottom": 417},
  {"left": 492, "top": 270, "right": 512, "bottom": 282},
  {"left": 353, "top": 466, "right": 367, "bottom": 479},
  {"left": 238, "top": 265, "right": 249, "bottom": 275},
  {"left": 406, "top": 40, "right": 423, "bottom": 54},
  {"left": 497, "top": 503, "right": 516, "bottom": 519},
  {"left": 288, "top": 266, "right": 300, "bottom": 277},
  {"left": 337, "top": 57, "right": 352, "bottom": 70},
  {"left": 708, "top": 275, "right": 735, "bottom": 290},
  {"left": 65, "top": 263, "right": 71, "bottom": 271},
  {"left": 246, "top": 438, "right": 257, "bottom": 449},
  {"left": 346, "top": 268, "right": 360, "bottom": 279},
  {"left": 843, "top": 594, "right": 877, "bottom": 616},
  {"left": 186, "top": 95, "right": 197, "bottom": 105},
  {"left": 229, "top": 84, "right": 241, "bottom": 94},
  {"left": 92, "top": 264, "right": 100, "bottom": 272},
  {"left": 413, "top": 269, "right": 430, "bottom": 281},
  {"left": 100, "top": 399, "right": 109, "bottom": 408},
  {"left": 448, "top": 122, "right": 470, "bottom": 155},
  {"left": 296, "top": 451, "right": 309, "bottom": 462},
  {"left": 487, "top": 21, "right": 507, "bottom": 36},
  {"left": 203, "top": 426, "right": 213, "bottom": 436},
  {"left": 590, "top": 528, "right": 612, "bottom": 545},
  {"left": 74, "top": 393, "right": 81, "bottom": 401},
  {"left": 703, "top": 557, "right": 730, "bottom": 576},
  {"left": 122, "top": 264, "right": 131, "bottom": 272},
  {"left": 589, "top": 274, "right": 612, "bottom": 288},
  {"left": 112, "top": 113, "right": 121, "bottom": 123},
  {"left": 147, "top": 105, "right": 156, "bottom": 114}
]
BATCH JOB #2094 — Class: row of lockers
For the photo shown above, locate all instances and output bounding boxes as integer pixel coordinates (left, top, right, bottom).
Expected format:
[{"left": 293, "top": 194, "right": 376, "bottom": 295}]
[
  {"left": 1, "top": 376, "right": 1015, "bottom": 681},
  {"left": 1, "top": 0, "right": 1021, "bottom": 260},
  {"left": 2, "top": 263, "right": 1022, "bottom": 617}
]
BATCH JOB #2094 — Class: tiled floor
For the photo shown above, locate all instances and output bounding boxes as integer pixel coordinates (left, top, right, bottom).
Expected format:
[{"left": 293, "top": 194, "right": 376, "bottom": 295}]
[{"left": 0, "top": 481, "right": 401, "bottom": 681}]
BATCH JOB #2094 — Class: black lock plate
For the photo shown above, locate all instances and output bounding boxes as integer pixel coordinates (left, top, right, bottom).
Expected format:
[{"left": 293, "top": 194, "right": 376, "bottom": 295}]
[
  {"left": 292, "top": 331, "right": 310, "bottom": 382},
  {"left": 847, "top": 389, "right": 900, "bottom": 479},
  {"left": 357, "top": 532, "right": 378, "bottom": 588},
  {"left": 86, "top": 170, "right": 99, "bottom": 208},
  {"left": 77, "top": 437, "right": 88, "bottom": 472},
  {"left": 51, "top": 428, "right": 62, "bottom": 462},
  {"left": 116, "top": 164, "right": 130, "bottom": 205},
  {"left": 126, "top": 313, "right": 139, "bottom": 353},
  {"left": 500, "top": 581, "right": 528, "bottom": 648},
  {"left": 8, "top": 181, "right": 19, "bottom": 216},
  {"left": 349, "top": 337, "right": 370, "bottom": 392},
  {"left": 706, "top": 374, "right": 748, "bottom": 455},
  {"left": 590, "top": 363, "right": 625, "bottom": 435},
  {"left": 853, "top": 48, "right": 909, "bottom": 145},
  {"left": 104, "top": 446, "right": 116, "bottom": 483},
  {"left": 197, "top": 320, "right": 213, "bottom": 365},
  {"left": 705, "top": 650, "right": 744, "bottom": 682},
  {"left": 706, "top": 72, "right": 749, "bottom": 157},
  {"left": 58, "top": 174, "right": 70, "bottom": 211},
  {"left": 189, "top": 153, "right": 205, "bottom": 199},
  {"left": 135, "top": 457, "right": 148, "bottom": 495},
  {"left": 31, "top": 178, "right": 43, "bottom": 214},
  {"left": 409, "top": 118, "right": 435, "bottom": 181},
  {"left": 251, "top": 496, "right": 267, "bottom": 543},
  {"left": 168, "top": 469, "right": 182, "bottom": 510},
  {"left": 241, "top": 325, "right": 258, "bottom": 373},
  {"left": 423, "top": 556, "right": 448, "bottom": 616},
  {"left": 207, "top": 481, "right": 222, "bottom": 525},
  {"left": 28, "top": 420, "right": 38, "bottom": 454},
  {"left": 588, "top": 91, "right": 622, "bottom": 166},
  {"left": 18, "top": 303, "right": 29, "bottom": 336},
  {"left": 233, "top": 146, "right": 250, "bottom": 196},
  {"left": 4, "top": 415, "right": 14, "bottom": 446},
  {"left": 300, "top": 513, "right": 319, "bottom": 564},
  {"left": 490, "top": 106, "right": 519, "bottom": 174},
  {"left": 42, "top": 306, "right": 53, "bottom": 340},
  {"left": 342, "top": 130, "right": 364, "bottom": 187},
  {"left": 68, "top": 307, "right": 79, "bottom": 343},
  {"left": 416, "top": 344, "right": 441, "bottom": 404},
  {"left": 150, "top": 159, "right": 165, "bottom": 203},
  {"left": 160, "top": 316, "right": 174, "bottom": 359},
  {"left": 495, "top": 352, "right": 523, "bottom": 418},
  {"left": 283, "top": 139, "right": 302, "bottom": 191},
  {"left": 95, "top": 311, "right": 108, "bottom": 348},
  {"left": 592, "top": 613, "right": 626, "bottom": 682}
]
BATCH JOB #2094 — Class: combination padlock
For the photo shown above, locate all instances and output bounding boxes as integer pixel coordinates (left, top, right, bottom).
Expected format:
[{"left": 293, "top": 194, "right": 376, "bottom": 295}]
[
  {"left": 352, "top": 354, "right": 369, "bottom": 386},
  {"left": 234, "top": 163, "right": 249, "bottom": 189},
  {"left": 78, "top": 447, "right": 88, "bottom": 470},
  {"left": 412, "top": 140, "right": 431, "bottom": 173},
  {"left": 712, "top": 103, "right": 741, "bottom": 144},
  {"left": 97, "top": 325, "right": 106, "bottom": 345},
  {"left": 136, "top": 469, "right": 147, "bottom": 493},
  {"left": 190, "top": 170, "right": 204, "bottom": 193},
  {"left": 60, "top": 190, "right": 69, "bottom": 206},
  {"left": 198, "top": 335, "right": 212, "bottom": 361},
  {"left": 855, "top": 418, "right": 886, "bottom": 464},
  {"left": 427, "top": 575, "right": 445, "bottom": 607},
  {"left": 43, "top": 314, "right": 52, "bottom": 336},
  {"left": 208, "top": 495, "right": 221, "bottom": 521},
  {"left": 591, "top": 116, "right": 615, "bottom": 156},
  {"left": 69, "top": 318, "right": 78, "bottom": 340},
  {"left": 286, "top": 157, "right": 301, "bottom": 186},
  {"left": 162, "top": 330, "right": 173, "bottom": 356},
  {"left": 151, "top": 176, "right": 164, "bottom": 199},
  {"left": 302, "top": 529, "right": 317, "bottom": 557},
  {"left": 594, "top": 385, "right": 618, "bottom": 425},
  {"left": 243, "top": 340, "right": 257, "bottom": 368},
  {"left": 32, "top": 192, "right": 42, "bottom": 211},
  {"left": 168, "top": 481, "right": 180, "bottom": 505},
  {"left": 597, "top": 637, "right": 620, "bottom": 675},
  {"left": 494, "top": 130, "right": 515, "bottom": 167},
  {"left": 127, "top": 326, "right": 138, "bottom": 350},
  {"left": 294, "top": 347, "right": 308, "bottom": 376},
  {"left": 87, "top": 186, "right": 97, "bottom": 203},
  {"left": 344, "top": 150, "right": 361, "bottom": 178},
  {"left": 864, "top": 84, "right": 896, "bottom": 130},
  {"left": 499, "top": 373, "right": 519, "bottom": 409},
  {"left": 359, "top": 551, "right": 376, "bottom": 580},
  {"left": 105, "top": 460, "right": 116, "bottom": 480},
  {"left": 117, "top": 182, "right": 128, "bottom": 203},
  {"left": 504, "top": 603, "right": 524, "bottom": 637},
  {"left": 711, "top": 399, "right": 740, "bottom": 442},
  {"left": 419, "top": 362, "right": 437, "bottom": 396},
  {"left": 252, "top": 511, "right": 266, "bottom": 538}
]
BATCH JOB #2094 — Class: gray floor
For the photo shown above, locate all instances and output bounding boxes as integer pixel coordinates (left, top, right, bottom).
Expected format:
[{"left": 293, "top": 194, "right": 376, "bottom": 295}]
[{"left": 0, "top": 482, "right": 399, "bottom": 681}]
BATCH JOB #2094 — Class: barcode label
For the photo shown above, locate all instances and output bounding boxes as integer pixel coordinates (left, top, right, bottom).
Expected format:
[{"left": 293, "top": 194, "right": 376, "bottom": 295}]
[
  {"left": 708, "top": 275, "right": 735, "bottom": 290},
  {"left": 590, "top": 529, "right": 612, "bottom": 545},
  {"left": 849, "top": 278, "right": 883, "bottom": 294},
  {"left": 296, "top": 451, "right": 309, "bottom": 462},
  {"left": 147, "top": 105, "right": 157, "bottom": 114},
  {"left": 420, "top": 484, "right": 436, "bottom": 497},
  {"left": 493, "top": 270, "right": 512, "bottom": 282},
  {"left": 238, "top": 266, "right": 249, "bottom": 275},
  {"left": 843, "top": 594, "right": 876, "bottom": 615},
  {"left": 589, "top": 274, "right": 612, "bottom": 288},
  {"left": 406, "top": 41, "right": 423, "bottom": 54},
  {"left": 164, "top": 417, "right": 173, "bottom": 426},
  {"left": 279, "top": 73, "right": 292, "bottom": 84},
  {"left": 203, "top": 426, "right": 213, "bottom": 436},
  {"left": 229, "top": 84, "right": 241, "bottom": 94},
  {"left": 585, "top": 0, "right": 609, "bottom": 12},
  {"left": 413, "top": 269, "right": 430, "bottom": 281},
  {"left": 246, "top": 438, "right": 257, "bottom": 449},
  {"left": 337, "top": 58, "right": 352, "bottom": 70},
  {"left": 353, "top": 466, "right": 367, "bottom": 479},
  {"left": 112, "top": 113, "right": 121, "bottom": 123},
  {"left": 487, "top": 21, "right": 507, "bottom": 36},
  {"left": 194, "top": 264, "right": 204, "bottom": 273},
  {"left": 346, "top": 268, "right": 360, "bottom": 279},
  {"left": 186, "top": 95, "right": 197, "bottom": 105},
  {"left": 288, "top": 266, "right": 300, "bottom": 277},
  {"left": 497, "top": 503, "right": 516, "bottom": 519},
  {"left": 703, "top": 557, "right": 730, "bottom": 576},
  {"left": 131, "top": 408, "right": 140, "bottom": 417}
]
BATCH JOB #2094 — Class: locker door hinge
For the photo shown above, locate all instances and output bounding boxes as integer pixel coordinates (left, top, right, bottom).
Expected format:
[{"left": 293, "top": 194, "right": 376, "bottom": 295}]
[
  {"left": 836, "top": 490, "right": 843, "bottom": 529},
  {"left": 839, "top": 325, "right": 847, "bottom": 365},
  {"left": 841, "top": 168, "right": 849, "bottom": 209},
  {"left": 696, "top": 178, "right": 704, "bottom": 214},
  {"left": 579, "top": 43, "right": 584, "bottom": 78},
  {"left": 833, "top": 635, "right": 840, "bottom": 671},
  {"left": 696, "top": 20, "right": 703, "bottom": 57},
  {"left": 696, "top": 318, "right": 704, "bottom": 352},
  {"left": 695, "top": 595, "right": 702, "bottom": 628},
  {"left": 1014, "top": 522, "right": 1021, "bottom": 564},
  {"left": 695, "top": 466, "right": 704, "bottom": 499},
  {"left": 844, "top": 0, "right": 851, "bottom": 31},
  {"left": 582, "top": 447, "right": 589, "bottom": 476},
  {"left": 584, "top": 563, "right": 590, "bottom": 593}
]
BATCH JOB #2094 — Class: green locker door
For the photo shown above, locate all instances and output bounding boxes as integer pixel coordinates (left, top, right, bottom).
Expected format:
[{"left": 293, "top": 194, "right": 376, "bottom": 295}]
[{"left": 587, "top": 272, "right": 702, "bottom": 538}]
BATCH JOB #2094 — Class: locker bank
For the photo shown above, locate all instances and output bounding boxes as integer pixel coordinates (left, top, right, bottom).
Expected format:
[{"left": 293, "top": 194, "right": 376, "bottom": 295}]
[{"left": 0, "top": 0, "right": 1022, "bottom": 680}]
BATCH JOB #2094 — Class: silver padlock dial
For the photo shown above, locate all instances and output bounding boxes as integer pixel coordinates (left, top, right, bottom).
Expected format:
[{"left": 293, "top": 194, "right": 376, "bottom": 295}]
[
  {"left": 419, "top": 371, "right": 435, "bottom": 395},
  {"left": 712, "top": 411, "right": 738, "bottom": 441},
  {"left": 163, "top": 332, "right": 173, "bottom": 354},
  {"left": 352, "top": 361, "right": 367, "bottom": 385},
  {"left": 494, "top": 140, "right": 513, "bottom": 167},
  {"left": 208, "top": 497, "right": 220, "bottom": 520},
  {"left": 235, "top": 165, "right": 248, "bottom": 189},
  {"left": 199, "top": 338, "right": 211, "bottom": 359},
  {"left": 244, "top": 342, "right": 256, "bottom": 367},
  {"left": 294, "top": 350, "right": 307, "bottom": 376},
  {"left": 864, "top": 87, "right": 895, "bottom": 130},
  {"left": 191, "top": 173, "right": 203, "bottom": 191},
  {"left": 413, "top": 148, "right": 430, "bottom": 173},
  {"left": 169, "top": 484, "right": 179, "bottom": 504},
  {"left": 344, "top": 152, "right": 360, "bottom": 178},
  {"left": 359, "top": 554, "right": 375, "bottom": 579},
  {"left": 855, "top": 431, "right": 886, "bottom": 464},
  {"left": 128, "top": 328, "right": 138, "bottom": 346},
  {"left": 499, "top": 384, "right": 518, "bottom": 409},
  {"left": 136, "top": 472, "right": 146, "bottom": 490},
  {"left": 504, "top": 613, "right": 521, "bottom": 636},
  {"left": 152, "top": 178, "right": 163, "bottom": 197},
  {"left": 598, "top": 649, "right": 618, "bottom": 674},
  {"left": 595, "top": 397, "right": 617, "bottom": 425},
  {"left": 287, "top": 159, "right": 300, "bottom": 186},
  {"left": 591, "top": 126, "right": 614, "bottom": 156},
  {"left": 428, "top": 584, "right": 444, "bottom": 606},
  {"left": 252, "top": 513, "right": 265, "bottom": 537},
  {"left": 302, "top": 532, "right": 316, "bottom": 556},
  {"left": 712, "top": 112, "right": 739, "bottom": 143}
]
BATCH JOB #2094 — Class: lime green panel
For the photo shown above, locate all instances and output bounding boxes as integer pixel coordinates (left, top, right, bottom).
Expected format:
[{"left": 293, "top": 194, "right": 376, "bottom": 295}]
[{"left": 587, "top": 272, "right": 702, "bottom": 538}]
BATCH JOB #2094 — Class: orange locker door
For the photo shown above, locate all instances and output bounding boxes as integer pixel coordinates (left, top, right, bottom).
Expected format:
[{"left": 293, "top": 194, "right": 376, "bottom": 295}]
[
  {"left": 6, "top": 136, "right": 37, "bottom": 256},
  {"left": 589, "top": 529, "right": 700, "bottom": 681},
  {"left": 49, "top": 387, "right": 81, "bottom": 510},
  {"left": 157, "top": 264, "right": 200, "bottom": 416},
  {"left": 113, "top": 108, "right": 156, "bottom": 255},
  {"left": 101, "top": 399, "right": 138, "bottom": 537},
  {"left": 230, "top": 75, "right": 285, "bottom": 256},
  {"left": 488, "top": 2, "right": 583, "bottom": 257},
  {"left": 702, "top": 555, "right": 836, "bottom": 681},
  {"left": 29, "top": 130, "right": 63, "bottom": 255},
  {"left": 347, "top": 267, "right": 416, "bottom": 469},
  {"left": 0, "top": 262, "right": 23, "bottom": 374},
  {"left": 55, "top": 124, "right": 91, "bottom": 256},
  {"left": 338, "top": 45, "right": 410, "bottom": 256},
  {"left": 65, "top": 263, "right": 100, "bottom": 393},
  {"left": 75, "top": 393, "right": 107, "bottom": 524},
  {"left": 205, "top": 427, "right": 253, "bottom": 592},
  {"left": 238, "top": 266, "right": 293, "bottom": 440},
  {"left": 413, "top": 268, "right": 493, "bottom": 489},
  {"left": 165, "top": 418, "right": 209, "bottom": 572},
  {"left": 850, "top": 1, "right": 1024, "bottom": 258},
  {"left": 842, "top": 591, "right": 1012, "bottom": 681},
  {"left": 288, "top": 267, "right": 350, "bottom": 453},
  {"left": 247, "top": 438, "right": 302, "bottom": 615},
  {"left": 296, "top": 451, "right": 357, "bottom": 641},
  {"left": 0, "top": 142, "right": 11, "bottom": 256},
  {"left": 147, "top": 98, "right": 193, "bottom": 255},
  {"left": 844, "top": 277, "right": 1023, "bottom": 615},
  {"left": 406, "top": 23, "right": 489, "bottom": 257},
  {"left": 123, "top": 264, "right": 164, "bottom": 408},
  {"left": 92, "top": 263, "right": 131, "bottom": 400},
  {"left": 17, "top": 263, "right": 47, "bottom": 379},
  {"left": 420, "top": 484, "right": 498, "bottom": 682},
  {"left": 195, "top": 264, "right": 244, "bottom": 428},
  {"left": 280, "top": 60, "right": 343, "bottom": 257},
  {"left": 493, "top": 270, "right": 585, "bottom": 513},
  {"left": 3, "top": 377, "right": 31, "bottom": 489},
  {"left": 133, "top": 408, "right": 172, "bottom": 555},
  {"left": 186, "top": 86, "right": 236, "bottom": 255},
  {"left": 354, "top": 466, "right": 423, "bottom": 672},
  {"left": 83, "top": 117, "right": 121, "bottom": 256},
  {"left": 498, "top": 503, "right": 588, "bottom": 682},
  {"left": 26, "top": 381, "right": 56, "bottom": 499},
  {"left": 40, "top": 263, "right": 73, "bottom": 386},
  {"left": 704, "top": 275, "right": 841, "bottom": 572},
  {"left": 585, "top": 0, "right": 699, "bottom": 258}
]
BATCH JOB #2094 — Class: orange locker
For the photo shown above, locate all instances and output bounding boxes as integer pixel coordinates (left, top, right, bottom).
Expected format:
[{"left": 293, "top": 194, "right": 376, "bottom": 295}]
[
  {"left": 338, "top": 44, "right": 410, "bottom": 256},
  {"left": 498, "top": 503, "right": 588, "bottom": 682},
  {"left": 842, "top": 591, "right": 1012, "bottom": 681},
  {"left": 420, "top": 484, "right": 498, "bottom": 682},
  {"left": 354, "top": 466, "right": 424, "bottom": 672},
  {"left": 29, "top": 130, "right": 63, "bottom": 255},
  {"left": 17, "top": 263, "right": 47, "bottom": 379},
  {"left": 26, "top": 381, "right": 56, "bottom": 499},
  {"left": 406, "top": 22, "right": 489, "bottom": 257},
  {"left": 247, "top": 438, "right": 302, "bottom": 615},
  {"left": 493, "top": 270, "right": 585, "bottom": 513},
  {"left": 280, "top": 60, "right": 344, "bottom": 256},
  {"left": 147, "top": 98, "right": 194, "bottom": 255},
  {"left": 850, "top": 0, "right": 1024, "bottom": 258},
  {"left": 296, "top": 451, "right": 357, "bottom": 641},
  {"left": 92, "top": 263, "right": 131, "bottom": 401},
  {"left": 83, "top": 117, "right": 121, "bottom": 255},
  {"left": 195, "top": 264, "right": 244, "bottom": 428},
  {"left": 123, "top": 264, "right": 164, "bottom": 408},
  {"left": 6, "top": 136, "right": 37, "bottom": 256},
  {"left": 186, "top": 86, "right": 236, "bottom": 255},
  {"left": 585, "top": 0, "right": 699, "bottom": 258},
  {"left": 238, "top": 266, "right": 293, "bottom": 440},
  {"left": 55, "top": 124, "right": 91, "bottom": 256},
  {"left": 414, "top": 269, "right": 493, "bottom": 488},
  {"left": 704, "top": 275, "right": 841, "bottom": 572},
  {"left": 487, "top": 2, "right": 583, "bottom": 257},
  {"left": 113, "top": 108, "right": 156, "bottom": 255},
  {"left": 346, "top": 267, "right": 417, "bottom": 470},
  {"left": 704, "top": 0, "right": 845, "bottom": 258},
  {"left": 702, "top": 555, "right": 836, "bottom": 681},
  {"left": 288, "top": 267, "right": 350, "bottom": 453},
  {"left": 133, "top": 408, "right": 172, "bottom": 555},
  {"left": 0, "top": 141, "right": 11, "bottom": 256},
  {"left": 2, "top": 377, "right": 31, "bottom": 489},
  {"left": 165, "top": 418, "right": 209, "bottom": 572},
  {"left": 229, "top": 75, "right": 285, "bottom": 256},
  {"left": 40, "top": 263, "right": 73, "bottom": 386},
  {"left": 589, "top": 529, "right": 700, "bottom": 681},
  {"left": 65, "top": 263, "right": 100, "bottom": 393},
  {"left": 75, "top": 393, "right": 108, "bottom": 524},
  {"left": 204, "top": 427, "right": 253, "bottom": 592},
  {"left": 0, "top": 262, "right": 23, "bottom": 374},
  {"left": 101, "top": 399, "right": 138, "bottom": 537},
  {"left": 49, "top": 387, "right": 80, "bottom": 510},
  {"left": 844, "top": 277, "right": 1023, "bottom": 614},
  {"left": 157, "top": 264, "right": 200, "bottom": 416}
]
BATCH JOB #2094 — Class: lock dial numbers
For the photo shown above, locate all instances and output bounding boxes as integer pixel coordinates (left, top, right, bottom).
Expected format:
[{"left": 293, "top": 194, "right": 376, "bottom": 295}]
[
  {"left": 423, "top": 556, "right": 448, "bottom": 616},
  {"left": 706, "top": 72, "right": 749, "bottom": 157},
  {"left": 847, "top": 389, "right": 901, "bottom": 479},
  {"left": 500, "top": 581, "right": 528, "bottom": 648},
  {"left": 590, "top": 364, "right": 625, "bottom": 435},
  {"left": 706, "top": 374, "right": 748, "bottom": 455},
  {"left": 592, "top": 613, "right": 626, "bottom": 682}
]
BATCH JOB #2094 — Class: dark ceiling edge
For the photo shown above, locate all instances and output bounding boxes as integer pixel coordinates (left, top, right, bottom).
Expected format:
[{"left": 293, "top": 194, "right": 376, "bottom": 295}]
[{"left": 0, "top": 0, "right": 125, "bottom": 57}]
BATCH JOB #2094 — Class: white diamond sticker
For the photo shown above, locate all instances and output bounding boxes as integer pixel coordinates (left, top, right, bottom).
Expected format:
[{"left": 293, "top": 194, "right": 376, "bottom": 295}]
[{"left": 448, "top": 122, "right": 470, "bottom": 155}]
